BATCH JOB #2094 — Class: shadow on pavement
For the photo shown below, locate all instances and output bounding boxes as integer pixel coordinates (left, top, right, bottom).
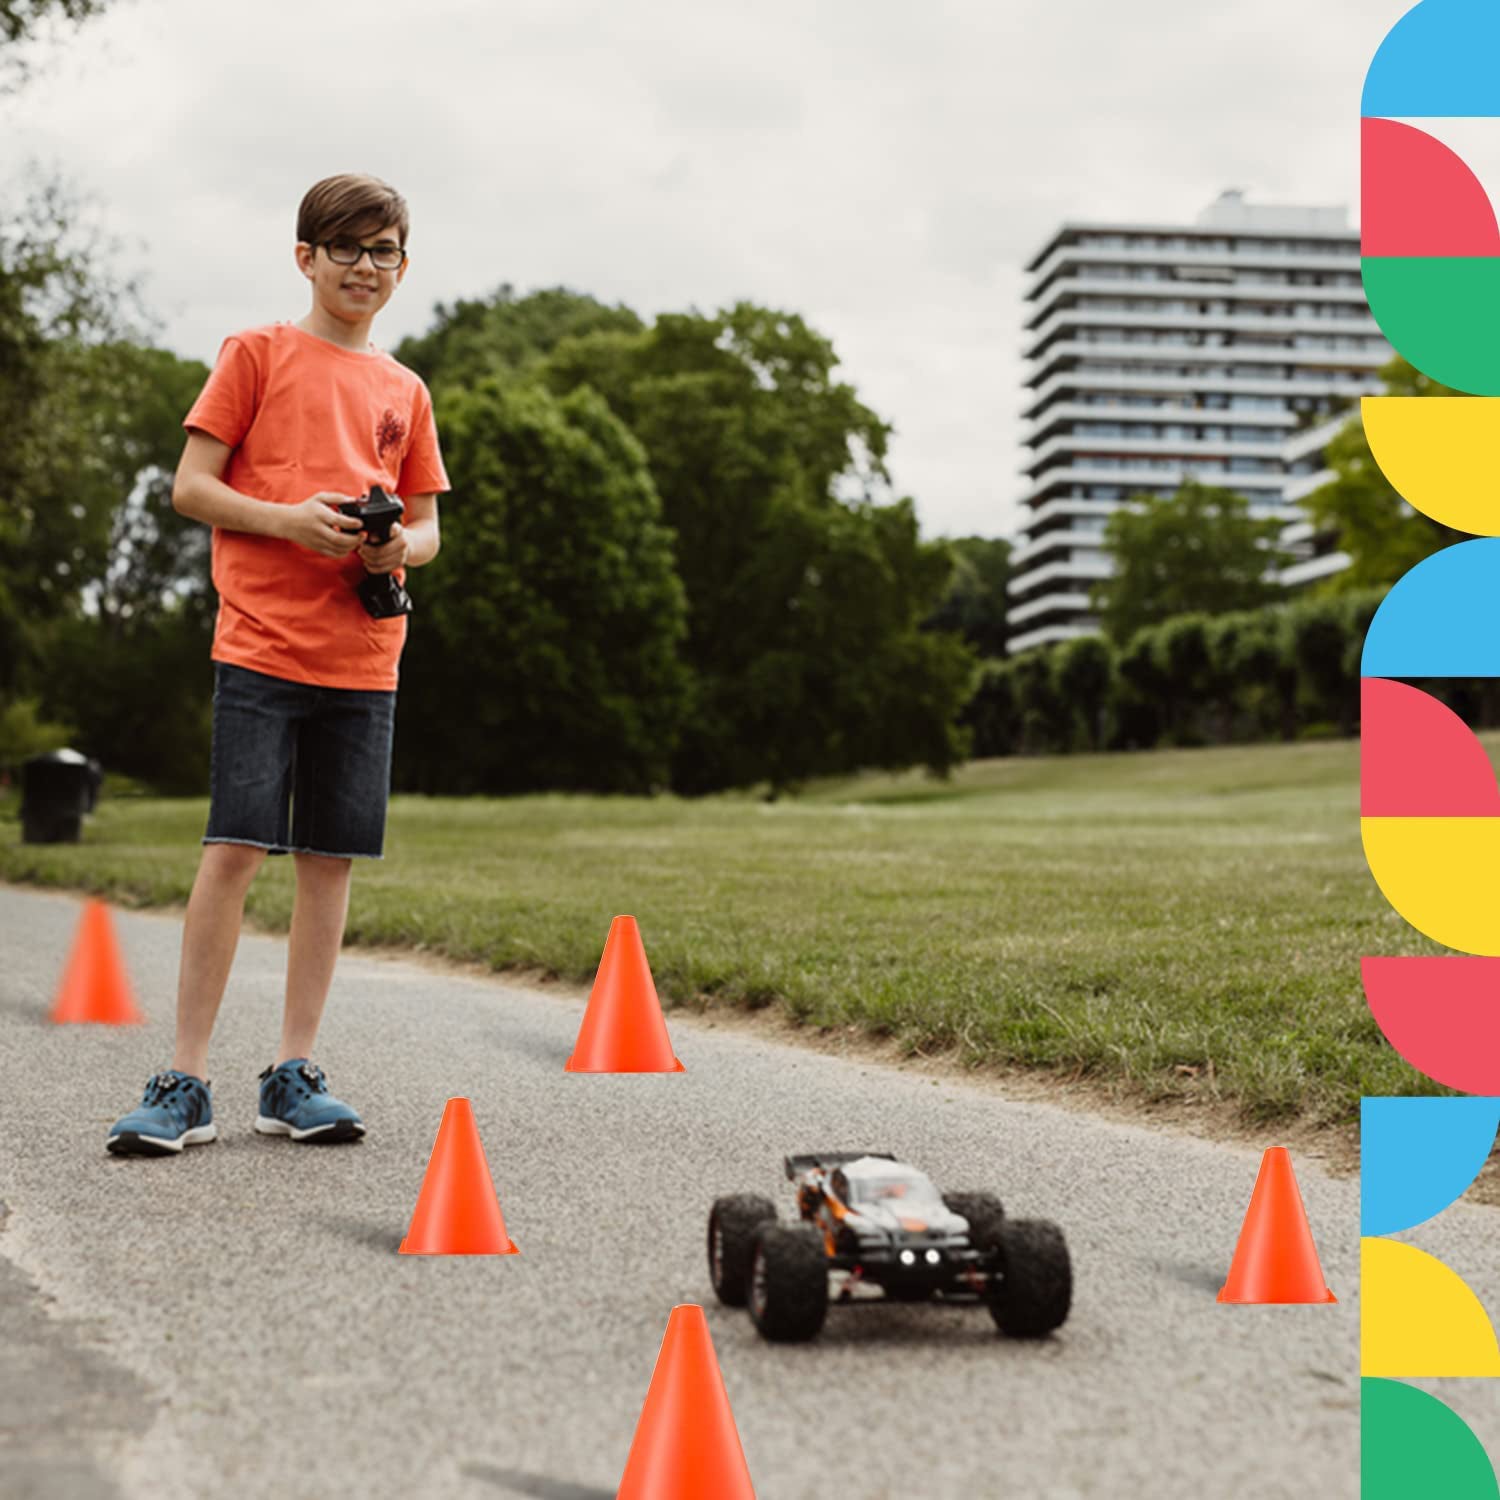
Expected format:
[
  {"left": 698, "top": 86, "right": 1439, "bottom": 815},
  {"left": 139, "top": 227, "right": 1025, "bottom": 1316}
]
[
  {"left": 459, "top": 1462, "right": 614, "bottom": 1498},
  {"left": 1150, "top": 1258, "right": 1225, "bottom": 1295},
  {"left": 490, "top": 1030, "right": 576, "bottom": 1069},
  {"left": 0, "top": 995, "right": 49, "bottom": 1021},
  {"left": 317, "top": 1214, "right": 406, "bottom": 1255}
]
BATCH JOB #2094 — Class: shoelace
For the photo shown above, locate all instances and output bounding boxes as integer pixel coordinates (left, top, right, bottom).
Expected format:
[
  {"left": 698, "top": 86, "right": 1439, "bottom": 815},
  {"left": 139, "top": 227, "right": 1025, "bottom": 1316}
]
[
  {"left": 259, "top": 1062, "right": 329, "bottom": 1097},
  {"left": 142, "top": 1073, "right": 197, "bottom": 1120}
]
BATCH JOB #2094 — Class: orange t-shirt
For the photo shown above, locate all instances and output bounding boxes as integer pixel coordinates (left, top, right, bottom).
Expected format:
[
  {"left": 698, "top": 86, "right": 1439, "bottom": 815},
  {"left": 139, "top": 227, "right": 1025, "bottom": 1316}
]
[{"left": 182, "top": 321, "right": 451, "bottom": 691}]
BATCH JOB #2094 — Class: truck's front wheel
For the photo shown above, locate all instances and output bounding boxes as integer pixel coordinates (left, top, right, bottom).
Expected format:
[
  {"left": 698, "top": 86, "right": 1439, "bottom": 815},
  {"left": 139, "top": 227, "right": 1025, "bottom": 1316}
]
[{"left": 748, "top": 1224, "right": 829, "bottom": 1342}]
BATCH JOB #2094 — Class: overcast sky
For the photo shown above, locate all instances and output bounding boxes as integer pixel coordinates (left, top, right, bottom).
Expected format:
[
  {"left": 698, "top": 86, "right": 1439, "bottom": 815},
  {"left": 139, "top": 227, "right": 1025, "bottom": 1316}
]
[{"left": 2, "top": 0, "right": 1413, "bottom": 540}]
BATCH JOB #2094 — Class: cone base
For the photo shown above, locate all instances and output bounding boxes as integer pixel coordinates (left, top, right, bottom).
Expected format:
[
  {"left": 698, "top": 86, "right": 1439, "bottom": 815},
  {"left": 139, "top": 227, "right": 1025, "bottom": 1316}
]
[
  {"left": 1218, "top": 1287, "right": 1337, "bottom": 1305},
  {"left": 51, "top": 1010, "right": 144, "bottom": 1026},
  {"left": 398, "top": 1237, "right": 520, "bottom": 1257},
  {"left": 564, "top": 1056, "right": 685, "bottom": 1074}
]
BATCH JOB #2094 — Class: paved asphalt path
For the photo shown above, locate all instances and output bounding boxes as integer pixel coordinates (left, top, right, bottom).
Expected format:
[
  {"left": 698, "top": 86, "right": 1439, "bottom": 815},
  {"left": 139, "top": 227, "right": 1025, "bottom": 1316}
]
[{"left": 3, "top": 882, "right": 1499, "bottom": 1499}]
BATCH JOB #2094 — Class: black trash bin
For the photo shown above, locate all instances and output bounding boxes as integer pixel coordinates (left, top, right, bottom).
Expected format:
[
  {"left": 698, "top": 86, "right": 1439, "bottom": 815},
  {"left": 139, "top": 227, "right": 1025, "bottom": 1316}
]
[{"left": 21, "top": 749, "right": 94, "bottom": 844}]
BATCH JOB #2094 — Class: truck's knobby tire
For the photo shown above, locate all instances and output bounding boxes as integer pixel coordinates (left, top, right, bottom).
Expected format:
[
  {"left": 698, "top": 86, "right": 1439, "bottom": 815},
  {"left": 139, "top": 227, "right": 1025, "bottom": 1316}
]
[
  {"left": 748, "top": 1223, "right": 829, "bottom": 1342},
  {"left": 988, "top": 1218, "right": 1072, "bottom": 1338},
  {"left": 943, "top": 1191, "right": 1005, "bottom": 1247},
  {"left": 708, "top": 1194, "right": 777, "bottom": 1307}
]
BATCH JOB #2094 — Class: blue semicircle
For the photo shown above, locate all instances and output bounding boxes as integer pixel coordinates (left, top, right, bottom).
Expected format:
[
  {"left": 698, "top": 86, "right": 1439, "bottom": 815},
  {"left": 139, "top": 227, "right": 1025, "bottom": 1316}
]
[
  {"left": 1364, "top": 0, "right": 1500, "bottom": 118},
  {"left": 1362, "top": 1097, "right": 1500, "bottom": 1236},
  {"left": 1361, "top": 538, "right": 1500, "bottom": 677}
]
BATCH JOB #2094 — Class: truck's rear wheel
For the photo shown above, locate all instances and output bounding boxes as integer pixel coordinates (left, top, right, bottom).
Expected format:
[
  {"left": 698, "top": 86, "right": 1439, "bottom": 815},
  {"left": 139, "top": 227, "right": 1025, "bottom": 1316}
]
[
  {"left": 708, "top": 1194, "right": 777, "bottom": 1307},
  {"left": 943, "top": 1191, "right": 1005, "bottom": 1247}
]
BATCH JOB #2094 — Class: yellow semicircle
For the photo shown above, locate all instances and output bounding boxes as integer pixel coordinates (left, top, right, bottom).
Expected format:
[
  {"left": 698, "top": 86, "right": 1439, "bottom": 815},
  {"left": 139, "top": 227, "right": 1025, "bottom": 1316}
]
[
  {"left": 1362, "top": 1239, "right": 1500, "bottom": 1378},
  {"left": 1361, "top": 819, "right": 1500, "bottom": 954},
  {"left": 1363, "top": 397, "right": 1500, "bottom": 535}
]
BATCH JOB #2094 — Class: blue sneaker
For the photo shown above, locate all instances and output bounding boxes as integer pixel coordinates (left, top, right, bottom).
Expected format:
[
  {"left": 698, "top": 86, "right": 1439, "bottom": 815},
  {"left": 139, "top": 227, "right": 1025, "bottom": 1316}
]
[
  {"left": 107, "top": 1071, "right": 217, "bottom": 1156},
  {"left": 255, "top": 1059, "right": 365, "bottom": 1143}
]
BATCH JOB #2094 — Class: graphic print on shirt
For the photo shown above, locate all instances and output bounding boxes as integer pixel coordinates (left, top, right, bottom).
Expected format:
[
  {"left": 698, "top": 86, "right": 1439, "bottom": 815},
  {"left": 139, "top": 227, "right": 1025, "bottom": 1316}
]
[{"left": 376, "top": 407, "right": 408, "bottom": 463}]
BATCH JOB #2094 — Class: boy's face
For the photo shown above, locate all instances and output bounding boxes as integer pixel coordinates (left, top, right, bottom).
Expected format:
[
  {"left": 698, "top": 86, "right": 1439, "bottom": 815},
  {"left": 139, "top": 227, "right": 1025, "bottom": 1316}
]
[{"left": 294, "top": 220, "right": 407, "bottom": 324}]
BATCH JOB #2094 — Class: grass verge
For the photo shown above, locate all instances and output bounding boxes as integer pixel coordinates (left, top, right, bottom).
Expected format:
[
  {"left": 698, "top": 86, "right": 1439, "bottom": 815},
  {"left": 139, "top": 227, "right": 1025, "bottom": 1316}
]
[{"left": 0, "top": 736, "right": 1449, "bottom": 1128}]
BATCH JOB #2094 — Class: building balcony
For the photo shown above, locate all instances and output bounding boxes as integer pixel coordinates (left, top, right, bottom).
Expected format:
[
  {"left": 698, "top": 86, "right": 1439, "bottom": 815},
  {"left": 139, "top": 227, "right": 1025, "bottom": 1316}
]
[
  {"left": 1282, "top": 467, "right": 1335, "bottom": 503},
  {"left": 1007, "top": 589, "right": 1096, "bottom": 627},
  {"left": 1027, "top": 339, "right": 1390, "bottom": 389},
  {"left": 1022, "top": 368, "right": 1382, "bottom": 419},
  {"left": 1011, "top": 526, "right": 1111, "bottom": 567},
  {"left": 1018, "top": 463, "right": 1291, "bottom": 508},
  {"left": 1023, "top": 307, "right": 1384, "bottom": 361},
  {"left": 1025, "top": 274, "right": 1373, "bottom": 329},
  {"left": 1278, "top": 550, "right": 1352, "bottom": 588},
  {"left": 1024, "top": 238, "right": 1361, "bottom": 290},
  {"left": 1022, "top": 402, "right": 1293, "bottom": 447},
  {"left": 1009, "top": 555, "right": 1113, "bottom": 598},
  {"left": 1008, "top": 620, "right": 1099, "bottom": 655},
  {"left": 1282, "top": 414, "right": 1350, "bottom": 463},
  {"left": 1023, "top": 433, "right": 1297, "bottom": 478},
  {"left": 1014, "top": 497, "right": 1121, "bottom": 537}
]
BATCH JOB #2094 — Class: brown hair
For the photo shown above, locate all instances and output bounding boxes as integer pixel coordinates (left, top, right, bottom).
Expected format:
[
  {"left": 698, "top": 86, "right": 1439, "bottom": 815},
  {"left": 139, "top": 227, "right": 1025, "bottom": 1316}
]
[{"left": 296, "top": 174, "right": 409, "bottom": 249}]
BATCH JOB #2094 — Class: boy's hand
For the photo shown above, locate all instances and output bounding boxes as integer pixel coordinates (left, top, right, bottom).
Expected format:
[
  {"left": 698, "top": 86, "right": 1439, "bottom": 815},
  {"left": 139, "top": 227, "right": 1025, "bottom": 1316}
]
[
  {"left": 280, "top": 494, "right": 367, "bottom": 557},
  {"left": 357, "top": 522, "right": 410, "bottom": 575}
]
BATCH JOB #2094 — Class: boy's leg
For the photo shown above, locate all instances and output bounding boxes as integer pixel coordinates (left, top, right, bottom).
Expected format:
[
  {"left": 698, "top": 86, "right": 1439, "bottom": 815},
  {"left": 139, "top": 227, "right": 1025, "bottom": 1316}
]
[
  {"left": 274, "top": 678, "right": 392, "bottom": 1064},
  {"left": 175, "top": 660, "right": 305, "bottom": 1079},
  {"left": 172, "top": 841, "right": 267, "bottom": 1079},
  {"left": 276, "top": 851, "right": 354, "bottom": 1065},
  {"left": 255, "top": 680, "right": 389, "bottom": 1140}
]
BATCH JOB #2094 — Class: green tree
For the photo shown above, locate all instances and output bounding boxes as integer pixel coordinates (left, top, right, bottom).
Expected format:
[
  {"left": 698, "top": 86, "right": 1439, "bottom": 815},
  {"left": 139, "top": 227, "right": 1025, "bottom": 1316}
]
[
  {"left": 1, "top": 170, "right": 157, "bottom": 700},
  {"left": 924, "top": 535, "right": 1011, "bottom": 658},
  {"left": 1153, "top": 614, "right": 1214, "bottom": 746},
  {"left": 1205, "top": 611, "right": 1259, "bottom": 743},
  {"left": 1231, "top": 609, "right": 1298, "bottom": 742},
  {"left": 1302, "top": 356, "right": 1461, "bottom": 593},
  {"left": 1053, "top": 635, "right": 1112, "bottom": 750},
  {"left": 533, "top": 300, "right": 971, "bottom": 791},
  {"left": 395, "top": 284, "right": 643, "bottom": 389},
  {"left": 1091, "top": 480, "right": 1290, "bottom": 644},
  {"left": 964, "top": 660, "right": 1019, "bottom": 758},
  {"left": 395, "top": 379, "right": 690, "bottom": 794},
  {"left": 1012, "top": 647, "right": 1071, "bottom": 753},
  {"left": 2, "top": 0, "right": 116, "bottom": 91},
  {"left": 1288, "top": 596, "right": 1356, "bottom": 735},
  {"left": 24, "top": 341, "right": 218, "bottom": 792},
  {"left": 1111, "top": 628, "right": 1167, "bottom": 749},
  {"left": 0, "top": 695, "right": 76, "bottom": 778}
]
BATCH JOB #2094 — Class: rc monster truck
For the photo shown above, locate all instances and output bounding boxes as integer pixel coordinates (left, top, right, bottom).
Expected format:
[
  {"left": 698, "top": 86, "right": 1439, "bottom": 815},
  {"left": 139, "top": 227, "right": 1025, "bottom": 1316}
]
[{"left": 708, "top": 1152, "right": 1072, "bottom": 1343}]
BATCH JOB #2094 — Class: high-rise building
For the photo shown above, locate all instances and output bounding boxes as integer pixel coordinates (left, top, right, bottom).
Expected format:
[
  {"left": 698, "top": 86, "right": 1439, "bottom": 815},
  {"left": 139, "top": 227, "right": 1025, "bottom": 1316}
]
[{"left": 1006, "top": 191, "right": 1391, "bottom": 655}]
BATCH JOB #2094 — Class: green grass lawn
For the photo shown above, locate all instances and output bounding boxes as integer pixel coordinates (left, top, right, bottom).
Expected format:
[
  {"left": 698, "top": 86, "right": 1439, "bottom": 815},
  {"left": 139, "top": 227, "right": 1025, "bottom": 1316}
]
[{"left": 0, "top": 737, "right": 1451, "bottom": 1126}]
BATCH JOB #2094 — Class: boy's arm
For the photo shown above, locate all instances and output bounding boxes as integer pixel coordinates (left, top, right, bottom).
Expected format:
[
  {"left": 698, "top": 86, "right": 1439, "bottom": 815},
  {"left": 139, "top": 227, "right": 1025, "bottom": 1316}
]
[
  {"left": 173, "top": 429, "right": 287, "bottom": 537},
  {"left": 401, "top": 493, "right": 440, "bottom": 568},
  {"left": 174, "top": 429, "right": 363, "bottom": 556}
]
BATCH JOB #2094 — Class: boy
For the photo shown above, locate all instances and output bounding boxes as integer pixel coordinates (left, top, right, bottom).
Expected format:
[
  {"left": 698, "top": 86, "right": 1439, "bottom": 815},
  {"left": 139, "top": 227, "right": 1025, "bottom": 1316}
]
[{"left": 107, "top": 173, "right": 450, "bottom": 1156}]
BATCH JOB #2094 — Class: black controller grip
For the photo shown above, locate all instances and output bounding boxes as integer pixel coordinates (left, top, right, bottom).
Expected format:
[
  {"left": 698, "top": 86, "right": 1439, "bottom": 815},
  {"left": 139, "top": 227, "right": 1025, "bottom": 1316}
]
[{"left": 338, "top": 485, "right": 405, "bottom": 544}]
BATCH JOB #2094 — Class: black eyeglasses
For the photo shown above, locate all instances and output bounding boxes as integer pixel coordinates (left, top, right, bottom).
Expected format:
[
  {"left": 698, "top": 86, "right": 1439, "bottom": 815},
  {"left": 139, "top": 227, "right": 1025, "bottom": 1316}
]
[{"left": 315, "top": 238, "right": 406, "bottom": 270}]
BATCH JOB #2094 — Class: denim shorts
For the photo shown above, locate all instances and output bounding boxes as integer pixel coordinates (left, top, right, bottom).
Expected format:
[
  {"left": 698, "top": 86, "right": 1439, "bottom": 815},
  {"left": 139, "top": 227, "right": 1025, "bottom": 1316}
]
[{"left": 203, "top": 662, "right": 397, "bottom": 860}]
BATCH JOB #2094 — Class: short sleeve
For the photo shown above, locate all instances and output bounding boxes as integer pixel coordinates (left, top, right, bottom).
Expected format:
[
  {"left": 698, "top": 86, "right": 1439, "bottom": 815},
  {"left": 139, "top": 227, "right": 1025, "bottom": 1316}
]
[
  {"left": 182, "top": 335, "right": 261, "bottom": 448},
  {"left": 397, "top": 380, "right": 451, "bottom": 498}
]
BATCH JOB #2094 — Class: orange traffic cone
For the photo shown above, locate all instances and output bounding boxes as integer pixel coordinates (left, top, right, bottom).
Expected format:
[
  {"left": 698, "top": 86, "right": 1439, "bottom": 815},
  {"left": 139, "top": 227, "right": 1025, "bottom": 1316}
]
[
  {"left": 50, "top": 900, "right": 143, "bottom": 1024},
  {"left": 1218, "top": 1146, "right": 1337, "bottom": 1304},
  {"left": 564, "top": 915, "right": 685, "bottom": 1073},
  {"left": 617, "top": 1304, "right": 755, "bottom": 1499},
  {"left": 399, "top": 1098, "right": 519, "bottom": 1256}
]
